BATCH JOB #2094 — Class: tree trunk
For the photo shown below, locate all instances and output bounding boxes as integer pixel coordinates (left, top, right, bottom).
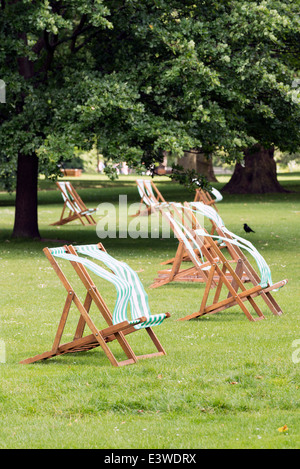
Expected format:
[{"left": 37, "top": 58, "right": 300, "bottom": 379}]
[
  {"left": 222, "top": 145, "right": 287, "bottom": 194},
  {"left": 12, "top": 152, "right": 40, "bottom": 239},
  {"left": 178, "top": 150, "right": 218, "bottom": 182},
  {"left": 195, "top": 152, "right": 218, "bottom": 182}
]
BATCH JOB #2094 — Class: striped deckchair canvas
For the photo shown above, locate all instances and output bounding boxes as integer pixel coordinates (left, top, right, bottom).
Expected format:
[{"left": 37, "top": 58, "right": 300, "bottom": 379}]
[
  {"left": 51, "top": 181, "right": 97, "bottom": 226},
  {"left": 131, "top": 179, "right": 166, "bottom": 217},
  {"left": 151, "top": 202, "right": 287, "bottom": 322},
  {"left": 20, "top": 244, "right": 170, "bottom": 367}
]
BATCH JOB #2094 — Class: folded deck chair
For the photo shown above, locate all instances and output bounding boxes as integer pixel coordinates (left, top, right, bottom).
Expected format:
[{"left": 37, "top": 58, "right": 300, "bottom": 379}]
[
  {"left": 51, "top": 181, "right": 97, "bottom": 226},
  {"left": 194, "top": 186, "right": 223, "bottom": 212},
  {"left": 131, "top": 179, "right": 166, "bottom": 217},
  {"left": 20, "top": 243, "right": 170, "bottom": 367},
  {"left": 151, "top": 203, "right": 287, "bottom": 321}
]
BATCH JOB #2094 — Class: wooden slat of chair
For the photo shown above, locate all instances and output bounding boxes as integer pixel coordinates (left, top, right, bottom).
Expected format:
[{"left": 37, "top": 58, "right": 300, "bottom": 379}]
[{"left": 194, "top": 188, "right": 219, "bottom": 212}]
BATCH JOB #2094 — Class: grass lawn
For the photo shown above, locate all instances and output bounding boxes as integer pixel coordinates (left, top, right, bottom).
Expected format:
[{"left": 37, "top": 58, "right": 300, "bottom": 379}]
[{"left": 0, "top": 172, "right": 299, "bottom": 449}]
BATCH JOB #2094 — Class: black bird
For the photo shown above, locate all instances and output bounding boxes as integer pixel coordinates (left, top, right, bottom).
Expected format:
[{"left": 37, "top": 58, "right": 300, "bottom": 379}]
[{"left": 243, "top": 223, "right": 255, "bottom": 233}]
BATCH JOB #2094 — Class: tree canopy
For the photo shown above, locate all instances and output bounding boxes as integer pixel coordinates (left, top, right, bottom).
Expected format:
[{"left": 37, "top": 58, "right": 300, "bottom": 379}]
[{"left": 0, "top": 0, "right": 300, "bottom": 236}]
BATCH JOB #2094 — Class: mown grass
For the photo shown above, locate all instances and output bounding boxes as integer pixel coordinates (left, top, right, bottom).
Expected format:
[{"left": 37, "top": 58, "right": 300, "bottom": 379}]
[{"left": 0, "top": 173, "right": 299, "bottom": 449}]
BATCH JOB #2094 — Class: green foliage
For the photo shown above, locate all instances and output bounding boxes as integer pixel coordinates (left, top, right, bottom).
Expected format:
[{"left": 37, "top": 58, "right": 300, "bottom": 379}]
[
  {"left": 276, "top": 149, "right": 300, "bottom": 169},
  {"left": 1, "top": 0, "right": 300, "bottom": 190},
  {"left": 169, "top": 164, "right": 211, "bottom": 193}
]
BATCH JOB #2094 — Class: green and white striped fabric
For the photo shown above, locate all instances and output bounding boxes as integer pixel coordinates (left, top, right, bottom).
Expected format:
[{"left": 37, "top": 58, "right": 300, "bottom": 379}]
[
  {"left": 57, "top": 182, "right": 81, "bottom": 213},
  {"left": 58, "top": 182, "right": 96, "bottom": 215},
  {"left": 163, "top": 211, "right": 205, "bottom": 268},
  {"left": 136, "top": 180, "right": 158, "bottom": 207},
  {"left": 188, "top": 202, "right": 274, "bottom": 288},
  {"left": 160, "top": 202, "right": 277, "bottom": 289},
  {"left": 50, "top": 245, "right": 168, "bottom": 329},
  {"left": 210, "top": 187, "right": 223, "bottom": 203}
]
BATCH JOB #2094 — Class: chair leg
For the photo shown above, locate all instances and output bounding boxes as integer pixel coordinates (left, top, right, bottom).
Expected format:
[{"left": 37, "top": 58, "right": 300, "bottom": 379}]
[
  {"left": 83, "top": 213, "right": 97, "bottom": 225},
  {"left": 51, "top": 213, "right": 80, "bottom": 226},
  {"left": 52, "top": 291, "right": 74, "bottom": 353},
  {"left": 133, "top": 327, "right": 167, "bottom": 360}
]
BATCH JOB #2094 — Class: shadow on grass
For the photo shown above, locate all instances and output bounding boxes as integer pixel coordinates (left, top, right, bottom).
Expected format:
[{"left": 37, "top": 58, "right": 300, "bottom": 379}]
[
  {"left": 0, "top": 228, "right": 178, "bottom": 255},
  {"left": 1, "top": 172, "right": 299, "bottom": 207},
  {"left": 186, "top": 311, "right": 264, "bottom": 323},
  {"left": 24, "top": 349, "right": 110, "bottom": 368}
]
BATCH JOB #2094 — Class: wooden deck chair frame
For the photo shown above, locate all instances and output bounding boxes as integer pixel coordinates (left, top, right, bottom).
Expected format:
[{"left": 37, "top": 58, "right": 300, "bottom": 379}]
[
  {"left": 184, "top": 202, "right": 287, "bottom": 319},
  {"left": 160, "top": 212, "right": 222, "bottom": 266},
  {"left": 20, "top": 243, "right": 170, "bottom": 367},
  {"left": 51, "top": 181, "right": 97, "bottom": 226},
  {"left": 131, "top": 179, "right": 166, "bottom": 217},
  {"left": 161, "top": 192, "right": 222, "bottom": 266},
  {"left": 194, "top": 186, "right": 222, "bottom": 212},
  {"left": 192, "top": 186, "right": 223, "bottom": 238},
  {"left": 151, "top": 203, "right": 287, "bottom": 322},
  {"left": 151, "top": 203, "right": 248, "bottom": 288}
]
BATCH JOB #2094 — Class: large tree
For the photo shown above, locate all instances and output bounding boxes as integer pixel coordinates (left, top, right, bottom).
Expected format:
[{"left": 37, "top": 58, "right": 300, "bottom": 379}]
[
  {"left": 1, "top": 0, "right": 300, "bottom": 238},
  {"left": 223, "top": 4, "right": 300, "bottom": 195}
]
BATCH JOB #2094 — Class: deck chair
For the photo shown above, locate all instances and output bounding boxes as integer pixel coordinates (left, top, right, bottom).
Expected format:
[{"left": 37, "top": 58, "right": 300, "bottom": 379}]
[
  {"left": 151, "top": 202, "right": 287, "bottom": 321},
  {"left": 151, "top": 202, "right": 244, "bottom": 288},
  {"left": 51, "top": 181, "right": 97, "bottom": 226},
  {"left": 20, "top": 243, "right": 170, "bottom": 367},
  {"left": 159, "top": 185, "right": 222, "bottom": 266},
  {"left": 191, "top": 185, "right": 223, "bottom": 237},
  {"left": 131, "top": 179, "right": 166, "bottom": 217},
  {"left": 159, "top": 200, "right": 224, "bottom": 266},
  {"left": 186, "top": 201, "right": 288, "bottom": 319},
  {"left": 194, "top": 186, "right": 223, "bottom": 212}
]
